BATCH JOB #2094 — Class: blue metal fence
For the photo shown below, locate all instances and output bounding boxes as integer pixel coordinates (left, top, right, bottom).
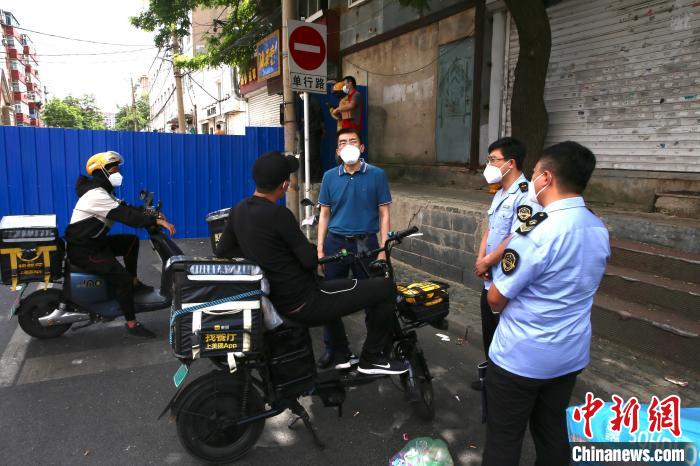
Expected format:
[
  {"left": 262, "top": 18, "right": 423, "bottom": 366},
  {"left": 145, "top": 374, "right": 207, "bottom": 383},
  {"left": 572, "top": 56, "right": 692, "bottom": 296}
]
[{"left": 0, "top": 126, "right": 284, "bottom": 239}]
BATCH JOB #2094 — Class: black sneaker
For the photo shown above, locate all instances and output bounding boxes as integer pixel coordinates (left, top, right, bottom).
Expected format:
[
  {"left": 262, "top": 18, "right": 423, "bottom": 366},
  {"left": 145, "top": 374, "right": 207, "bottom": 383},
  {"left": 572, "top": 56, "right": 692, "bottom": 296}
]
[
  {"left": 317, "top": 351, "right": 334, "bottom": 369},
  {"left": 357, "top": 355, "right": 409, "bottom": 375},
  {"left": 134, "top": 281, "right": 154, "bottom": 294},
  {"left": 470, "top": 380, "right": 483, "bottom": 391},
  {"left": 334, "top": 352, "right": 360, "bottom": 370},
  {"left": 126, "top": 322, "right": 156, "bottom": 338}
]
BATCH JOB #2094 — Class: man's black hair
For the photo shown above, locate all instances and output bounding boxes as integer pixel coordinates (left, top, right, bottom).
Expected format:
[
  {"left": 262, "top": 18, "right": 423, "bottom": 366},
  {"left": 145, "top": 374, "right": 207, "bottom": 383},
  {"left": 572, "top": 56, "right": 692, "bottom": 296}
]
[
  {"left": 343, "top": 76, "right": 357, "bottom": 87},
  {"left": 488, "top": 137, "right": 527, "bottom": 170},
  {"left": 336, "top": 127, "right": 362, "bottom": 144},
  {"left": 539, "top": 141, "right": 596, "bottom": 194},
  {"left": 216, "top": 123, "right": 222, "bottom": 129}
]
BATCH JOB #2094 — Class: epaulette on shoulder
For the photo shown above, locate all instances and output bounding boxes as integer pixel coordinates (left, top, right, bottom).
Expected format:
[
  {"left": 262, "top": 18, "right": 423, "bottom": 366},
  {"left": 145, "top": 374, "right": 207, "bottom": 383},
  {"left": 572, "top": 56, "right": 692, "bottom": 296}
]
[
  {"left": 519, "top": 181, "right": 528, "bottom": 193},
  {"left": 516, "top": 212, "right": 548, "bottom": 235}
]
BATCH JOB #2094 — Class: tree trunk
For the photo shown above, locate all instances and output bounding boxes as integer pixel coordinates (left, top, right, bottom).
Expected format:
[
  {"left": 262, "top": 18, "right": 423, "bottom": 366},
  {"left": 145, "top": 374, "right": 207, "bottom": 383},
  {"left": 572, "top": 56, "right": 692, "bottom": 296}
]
[{"left": 504, "top": 0, "right": 551, "bottom": 176}]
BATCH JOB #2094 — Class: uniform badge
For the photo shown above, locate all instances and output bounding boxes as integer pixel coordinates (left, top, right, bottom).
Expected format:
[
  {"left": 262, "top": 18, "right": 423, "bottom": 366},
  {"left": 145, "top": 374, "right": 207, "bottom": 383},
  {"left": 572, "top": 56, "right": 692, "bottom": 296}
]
[
  {"left": 501, "top": 248, "right": 519, "bottom": 275},
  {"left": 519, "top": 182, "right": 528, "bottom": 193},
  {"left": 517, "top": 205, "right": 533, "bottom": 222},
  {"left": 516, "top": 212, "right": 548, "bottom": 235}
]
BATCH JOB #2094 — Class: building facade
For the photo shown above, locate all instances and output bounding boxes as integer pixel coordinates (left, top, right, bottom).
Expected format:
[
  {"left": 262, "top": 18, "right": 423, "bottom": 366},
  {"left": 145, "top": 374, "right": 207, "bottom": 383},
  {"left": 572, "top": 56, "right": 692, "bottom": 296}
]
[
  {"left": 1, "top": 10, "right": 43, "bottom": 127},
  {"left": 148, "top": 7, "right": 247, "bottom": 134},
  {"left": 496, "top": 0, "right": 700, "bottom": 210}
]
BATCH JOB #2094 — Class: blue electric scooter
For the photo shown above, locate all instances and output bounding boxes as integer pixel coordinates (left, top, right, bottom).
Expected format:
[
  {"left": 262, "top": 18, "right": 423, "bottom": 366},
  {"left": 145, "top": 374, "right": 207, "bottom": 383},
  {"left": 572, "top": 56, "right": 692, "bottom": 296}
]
[{"left": 11, "top": 191, "right": 183, "bottom": 339}]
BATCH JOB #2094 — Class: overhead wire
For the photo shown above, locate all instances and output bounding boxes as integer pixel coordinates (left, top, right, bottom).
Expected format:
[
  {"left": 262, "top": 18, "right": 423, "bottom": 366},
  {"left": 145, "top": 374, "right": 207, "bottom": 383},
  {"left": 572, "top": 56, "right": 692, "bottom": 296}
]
[
  {"left": 10, "top": 26, "right": 154, "bottom": 47},
  {"left": 38, "top": 47, "right": 155, "bottom": 57},
  {"left": 150, "top": 87, "right": 176, "bottom": 119}
]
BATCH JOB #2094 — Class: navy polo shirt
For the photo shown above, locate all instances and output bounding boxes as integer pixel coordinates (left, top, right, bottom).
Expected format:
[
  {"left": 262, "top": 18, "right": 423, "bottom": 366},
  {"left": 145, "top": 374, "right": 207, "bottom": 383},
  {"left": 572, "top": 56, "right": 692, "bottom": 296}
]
[{"left": 318, "top": 159, "right": 392, "bottom": 235}]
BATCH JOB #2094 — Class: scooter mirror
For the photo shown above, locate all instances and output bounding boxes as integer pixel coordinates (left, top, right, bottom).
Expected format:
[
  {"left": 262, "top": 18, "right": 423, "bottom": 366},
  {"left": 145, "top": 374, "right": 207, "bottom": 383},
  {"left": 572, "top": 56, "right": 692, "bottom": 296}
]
[
  {"left": 139, "top": 190, "right": 147, "bottom": 200},
  {"left": 300, "top": 198, "right": 315, "bottom": 207}
]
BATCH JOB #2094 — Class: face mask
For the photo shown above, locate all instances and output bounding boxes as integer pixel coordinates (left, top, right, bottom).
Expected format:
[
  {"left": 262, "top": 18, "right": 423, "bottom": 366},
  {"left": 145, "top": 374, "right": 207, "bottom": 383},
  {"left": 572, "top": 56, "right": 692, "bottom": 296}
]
[
  {"left": 339, "top": 144, "right": 361, "bottom": 165},
  {"left": 527, "top": 172, "right": 549, "bottom": 204},
  {"left": 483, "top": 161, "right": 511, "bottom": 184},
  {"left": 108, "top": 172, "right": 123, "bottom": 187},
  {"left": 342, "top": 85, "right": 349, "bottom": 94}
]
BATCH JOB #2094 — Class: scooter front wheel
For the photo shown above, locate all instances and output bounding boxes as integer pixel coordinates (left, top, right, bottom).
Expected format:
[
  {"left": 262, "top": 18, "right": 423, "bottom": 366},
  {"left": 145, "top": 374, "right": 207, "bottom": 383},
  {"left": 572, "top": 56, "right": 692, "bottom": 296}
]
[
  {"left": 17, "top": 289, "right": 71, "bottom": 339},
  {"left": 176, "top": 370, "right": 265, "bottom": 464},
  {"left": 407, "top": 349, "right": 435, "bottom": 421}
]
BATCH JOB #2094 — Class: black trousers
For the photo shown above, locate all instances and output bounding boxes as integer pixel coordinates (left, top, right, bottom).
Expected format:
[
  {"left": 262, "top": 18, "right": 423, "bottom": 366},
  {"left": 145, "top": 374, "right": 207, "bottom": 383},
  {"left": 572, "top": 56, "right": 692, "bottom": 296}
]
[
  {"left": 483, "top": 361, "right": 580, "bottom": 466},
  {"left": 321, "top": 233, "right": 378, "bottom": 355},
  {"left": 480, "top": 287, "right": 500, "bottom": 359},
  {"left": 67, "top": 234, "right": 140, "bottom": 321},
  {"left": 286, "top": 276, "right": 395, "bottom": 357}
]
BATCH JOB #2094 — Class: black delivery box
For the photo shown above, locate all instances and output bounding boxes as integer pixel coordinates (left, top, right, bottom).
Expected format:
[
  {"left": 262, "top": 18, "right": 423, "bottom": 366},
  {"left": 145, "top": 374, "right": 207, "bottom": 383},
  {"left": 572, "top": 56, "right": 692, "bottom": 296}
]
[{"left": 167, "top": 255, "right": 264, "bottom": 361}]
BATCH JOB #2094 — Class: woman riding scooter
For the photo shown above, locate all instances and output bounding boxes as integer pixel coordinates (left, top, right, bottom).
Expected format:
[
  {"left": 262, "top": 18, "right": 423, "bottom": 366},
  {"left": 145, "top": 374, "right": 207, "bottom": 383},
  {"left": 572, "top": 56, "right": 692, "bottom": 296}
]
[{"left": 64, "top": 151, "right": 175, "bottom": 338}]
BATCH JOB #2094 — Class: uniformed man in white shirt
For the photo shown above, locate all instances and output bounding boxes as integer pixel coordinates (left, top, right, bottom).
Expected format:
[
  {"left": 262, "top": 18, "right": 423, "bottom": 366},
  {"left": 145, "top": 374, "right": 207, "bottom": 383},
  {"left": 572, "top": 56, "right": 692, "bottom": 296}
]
[
  {"left": 483, "top": 141, "right": 610, "bottom": 466},
  {"left": 471, "top": 137, "right": 539, "bottom": 390}
]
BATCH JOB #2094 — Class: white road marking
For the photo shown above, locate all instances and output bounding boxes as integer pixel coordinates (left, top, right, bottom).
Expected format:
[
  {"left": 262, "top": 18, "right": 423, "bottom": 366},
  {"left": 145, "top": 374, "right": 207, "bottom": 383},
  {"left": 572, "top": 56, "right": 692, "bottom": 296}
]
[
  {"left": 294, "top": 43, "right": 320, "bottom": 54},
  {"left": 0, "top": 325, "right": 31, "bottom": 388}
]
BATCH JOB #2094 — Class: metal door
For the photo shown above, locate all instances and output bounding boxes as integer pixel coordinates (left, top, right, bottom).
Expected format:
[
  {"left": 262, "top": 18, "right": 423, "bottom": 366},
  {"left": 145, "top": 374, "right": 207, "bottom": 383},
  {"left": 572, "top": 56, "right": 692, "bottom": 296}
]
[{"left": 436, "top": 38, "right": 474, "bottom": 163}]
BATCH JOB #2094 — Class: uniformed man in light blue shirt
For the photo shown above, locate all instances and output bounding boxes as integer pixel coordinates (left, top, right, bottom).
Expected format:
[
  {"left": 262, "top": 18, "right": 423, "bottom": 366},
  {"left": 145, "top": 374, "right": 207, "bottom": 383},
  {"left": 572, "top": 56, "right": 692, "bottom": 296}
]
[
  {"left": 483, "top": 141, "right": 610, "bottom": 466},
  {"left": 471, "top": 137, "right": 539, "bottom": 391}
]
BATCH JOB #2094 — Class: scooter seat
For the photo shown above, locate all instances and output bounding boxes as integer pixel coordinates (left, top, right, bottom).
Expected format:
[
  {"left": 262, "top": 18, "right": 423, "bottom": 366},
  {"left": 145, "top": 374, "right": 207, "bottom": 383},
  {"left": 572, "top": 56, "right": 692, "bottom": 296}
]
[{"left": 68, "top": 263, "right": 93, "bottom": 275}]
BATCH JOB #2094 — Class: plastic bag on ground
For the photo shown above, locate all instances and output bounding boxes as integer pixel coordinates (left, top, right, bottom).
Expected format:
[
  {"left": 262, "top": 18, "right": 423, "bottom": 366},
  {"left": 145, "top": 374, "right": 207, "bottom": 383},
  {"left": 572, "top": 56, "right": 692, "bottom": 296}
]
[{"left": 389, "top": 437, "right": 454, "bottom": 466}]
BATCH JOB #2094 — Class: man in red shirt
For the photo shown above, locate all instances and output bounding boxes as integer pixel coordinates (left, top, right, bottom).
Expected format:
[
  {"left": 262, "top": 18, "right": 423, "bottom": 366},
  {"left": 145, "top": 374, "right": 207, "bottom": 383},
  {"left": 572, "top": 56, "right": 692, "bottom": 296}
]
[{"left": 332, "top": 75, "right": 363, "bottom": 131}]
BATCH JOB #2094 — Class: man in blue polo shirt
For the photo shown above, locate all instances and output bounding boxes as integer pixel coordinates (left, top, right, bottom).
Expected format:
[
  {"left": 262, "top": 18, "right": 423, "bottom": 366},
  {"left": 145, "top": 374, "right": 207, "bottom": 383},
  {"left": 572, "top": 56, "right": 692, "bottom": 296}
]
[
  {"left": 316, "top": 127, "right": 392, "bottom": 369},
  {"left": 483, "top": 141, "right": 610, "bottom": 466}
]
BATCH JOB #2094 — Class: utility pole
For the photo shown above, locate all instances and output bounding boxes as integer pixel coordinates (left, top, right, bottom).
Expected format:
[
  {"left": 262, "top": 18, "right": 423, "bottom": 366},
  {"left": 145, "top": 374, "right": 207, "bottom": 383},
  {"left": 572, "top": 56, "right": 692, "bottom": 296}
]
[
  {"left": 171, "top": 31, "right": 187, "bottom": 134},
  {"left": 282, "top": 0, "right": 299, "bottom": 219},
  {"left": 130, "top": 76, "right": 137, "bottom": 132}
]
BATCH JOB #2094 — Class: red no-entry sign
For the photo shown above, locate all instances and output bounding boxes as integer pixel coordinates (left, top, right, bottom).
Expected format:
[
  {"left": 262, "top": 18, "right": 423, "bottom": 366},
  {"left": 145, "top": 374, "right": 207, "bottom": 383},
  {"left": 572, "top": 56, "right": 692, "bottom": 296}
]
[
  {"left": 287, "top": 20, "right": 327, "bottom": 95},
  {"left": 289, "top": 26, "right": 326, "bottom": 71}
]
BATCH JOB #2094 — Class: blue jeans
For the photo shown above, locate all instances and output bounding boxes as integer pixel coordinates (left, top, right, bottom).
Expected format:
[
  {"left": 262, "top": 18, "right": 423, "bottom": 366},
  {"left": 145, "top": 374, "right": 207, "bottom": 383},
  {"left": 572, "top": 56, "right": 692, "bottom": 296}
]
[{"left": 322, "top": 233, "right": 379, "bottom": 355}]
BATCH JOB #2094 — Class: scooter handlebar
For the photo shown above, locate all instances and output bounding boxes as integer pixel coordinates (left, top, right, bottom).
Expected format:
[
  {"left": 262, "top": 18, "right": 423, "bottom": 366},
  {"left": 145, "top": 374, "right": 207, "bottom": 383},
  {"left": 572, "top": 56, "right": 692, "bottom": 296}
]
[
  {"left": 318, "top": 249, "right": 353, "bottom": 265},
  {"left": 387, "top": 225, "right": 419, "bottom": 242}
]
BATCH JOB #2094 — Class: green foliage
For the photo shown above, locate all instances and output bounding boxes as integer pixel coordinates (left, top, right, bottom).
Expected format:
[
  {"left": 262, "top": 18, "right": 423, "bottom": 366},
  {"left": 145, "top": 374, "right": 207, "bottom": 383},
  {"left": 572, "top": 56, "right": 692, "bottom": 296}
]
[
  {"left": 115, "top": 95, "right": 150, "bottom": 131},
  {"left": 42, "top": 98, "right": 84, "bottom": 128},
  {"left": 131, "top": 0, "right": 272, "bottom": 72},
  {"left": 41, "top": 94, "right": 105, "bottom": 129}
]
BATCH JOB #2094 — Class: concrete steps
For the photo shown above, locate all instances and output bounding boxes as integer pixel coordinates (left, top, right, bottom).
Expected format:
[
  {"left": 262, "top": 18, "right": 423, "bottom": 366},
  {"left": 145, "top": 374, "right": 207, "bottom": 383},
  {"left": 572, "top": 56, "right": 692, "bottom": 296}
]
[
  {"left": 593, "top": 240, "right": 700, "bottom": 370},
  {"left": 389, "top": 185, "right": 700, "bottom": 371}
]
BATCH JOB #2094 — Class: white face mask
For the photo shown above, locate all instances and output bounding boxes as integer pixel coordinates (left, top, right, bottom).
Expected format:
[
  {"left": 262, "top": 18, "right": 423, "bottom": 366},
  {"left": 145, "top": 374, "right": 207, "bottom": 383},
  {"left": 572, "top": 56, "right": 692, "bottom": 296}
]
[
  {"left": 527, "top": 172, "right": 548, "bottom": 204},
  {"left": 108, "top": 172, "right": 123, "bottom": 187},
  {"left": 342, "top": 85, "right": 349, "bottom": 94},
  {"left": 483, "top": 161, "right": 511, "bottom": 184},
  {"left": 339, "top": 144, "right": 361, "bottom": 165}
]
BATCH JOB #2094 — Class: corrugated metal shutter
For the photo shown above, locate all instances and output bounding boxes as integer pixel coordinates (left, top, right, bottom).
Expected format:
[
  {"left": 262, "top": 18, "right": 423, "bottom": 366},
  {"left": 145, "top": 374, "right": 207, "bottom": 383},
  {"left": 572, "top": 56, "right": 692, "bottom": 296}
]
[
  {"left": 248, "top": 91, "right": 282, "bottom": 127},
  {"left": 504, "top": 0, "right": 700, "bottom": 172}
]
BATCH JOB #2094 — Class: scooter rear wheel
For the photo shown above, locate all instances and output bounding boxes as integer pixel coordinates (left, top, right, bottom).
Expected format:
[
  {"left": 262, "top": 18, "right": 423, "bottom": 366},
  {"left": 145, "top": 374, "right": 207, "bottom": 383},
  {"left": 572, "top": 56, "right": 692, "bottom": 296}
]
[
  {"left": 17, "top": 289, "right": 71, "bottom": 339},
  {"left": 176, "top": 370, "right": 265, "bottom": 464}
]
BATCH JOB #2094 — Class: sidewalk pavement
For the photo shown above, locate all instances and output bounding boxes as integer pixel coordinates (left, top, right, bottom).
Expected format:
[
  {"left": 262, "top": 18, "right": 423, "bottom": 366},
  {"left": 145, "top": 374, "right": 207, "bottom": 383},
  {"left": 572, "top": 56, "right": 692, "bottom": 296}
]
[{"left": 392, "top": 259, "right": 700, "bottom": 406}]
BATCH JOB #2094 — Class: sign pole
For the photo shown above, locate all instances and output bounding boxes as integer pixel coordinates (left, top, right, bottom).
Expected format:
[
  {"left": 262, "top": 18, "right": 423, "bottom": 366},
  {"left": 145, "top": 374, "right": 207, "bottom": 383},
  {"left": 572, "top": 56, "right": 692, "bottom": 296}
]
[{"left": 303, "top": 92, "right": 312, "bottom": 239}]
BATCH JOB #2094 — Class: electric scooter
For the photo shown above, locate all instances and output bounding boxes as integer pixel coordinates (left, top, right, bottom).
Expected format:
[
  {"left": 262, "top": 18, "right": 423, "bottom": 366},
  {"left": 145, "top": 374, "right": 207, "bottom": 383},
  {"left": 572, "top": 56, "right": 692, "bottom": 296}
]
[{"left": 10, "top": 191, "right": 183, "bottom": 339}]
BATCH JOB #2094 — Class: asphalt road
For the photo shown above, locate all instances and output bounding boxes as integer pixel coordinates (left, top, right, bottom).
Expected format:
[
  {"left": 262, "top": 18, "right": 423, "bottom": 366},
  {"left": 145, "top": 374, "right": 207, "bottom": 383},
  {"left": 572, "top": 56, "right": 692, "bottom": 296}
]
[{"left": 0, "top": 238, "right": 534, "bottom": 465}]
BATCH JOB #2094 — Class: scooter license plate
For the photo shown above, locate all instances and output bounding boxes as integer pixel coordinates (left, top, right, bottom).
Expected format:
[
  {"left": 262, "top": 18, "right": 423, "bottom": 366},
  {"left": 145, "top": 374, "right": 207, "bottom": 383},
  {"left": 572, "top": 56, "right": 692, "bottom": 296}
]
[{"left": 8, "top": 284, "right": 27, "bottom": 318}]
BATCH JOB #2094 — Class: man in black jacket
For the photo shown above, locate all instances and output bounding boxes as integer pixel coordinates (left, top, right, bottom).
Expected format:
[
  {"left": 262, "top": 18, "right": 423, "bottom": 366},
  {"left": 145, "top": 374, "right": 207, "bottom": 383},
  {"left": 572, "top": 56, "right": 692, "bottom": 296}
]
[
  {"left": 65, "top": 151, "right": 175, "bottom": 337},
  {"left": 215, "top": 151, "right": 408, "bottom": 375}
]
